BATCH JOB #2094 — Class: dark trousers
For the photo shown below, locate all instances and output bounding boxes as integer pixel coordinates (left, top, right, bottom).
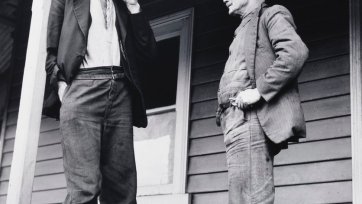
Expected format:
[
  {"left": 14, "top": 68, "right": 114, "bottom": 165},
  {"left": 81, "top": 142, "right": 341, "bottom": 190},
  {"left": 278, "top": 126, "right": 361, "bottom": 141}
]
[
  {"left": 220, "top": 107, "right": 275, "bottom": 204},
  {"left": 59, "top": 68, "right": 137, "bottom": 204}
]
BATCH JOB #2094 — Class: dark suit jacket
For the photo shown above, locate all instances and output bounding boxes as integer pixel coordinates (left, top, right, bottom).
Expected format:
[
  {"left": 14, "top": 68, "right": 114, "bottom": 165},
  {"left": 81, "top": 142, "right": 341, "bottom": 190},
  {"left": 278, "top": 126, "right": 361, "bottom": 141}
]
[
  {"left": 43, "top": 0, "right": 157, "bottom": 127},
  {"left": 245, "top": 4, "right": 309, "bottom": 143}
]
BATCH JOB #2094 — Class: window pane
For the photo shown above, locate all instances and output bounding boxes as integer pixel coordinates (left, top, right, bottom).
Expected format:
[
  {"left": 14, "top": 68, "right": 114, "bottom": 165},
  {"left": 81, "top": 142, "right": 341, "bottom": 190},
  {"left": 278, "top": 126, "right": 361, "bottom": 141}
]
[
  {"left": 134, "top": 110, "right": 176, "bottom": 186},
  {"left": 142, "top": 37, "right": 180, "bottom": 109}
]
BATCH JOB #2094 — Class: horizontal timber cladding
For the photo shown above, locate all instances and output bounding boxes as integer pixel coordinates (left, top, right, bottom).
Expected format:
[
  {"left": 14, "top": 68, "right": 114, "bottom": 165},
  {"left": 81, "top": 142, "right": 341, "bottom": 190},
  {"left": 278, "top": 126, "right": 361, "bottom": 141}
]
[
  {"left": 0, "top": 119, "right": 64, "bottom": 202},
  {"left": 188, "top": 0, "right": 351, "bottom": 203},
  {"left": 188, "top": 159, "right": 352, "bottom": 189},
  {"left": 190, "top": 94, "right": 350, "bottom": 121},
  {"left": 191, "top": 74, "right": 350, "bottom": 104},
  {"left": 188, "top": 138, "right": 351, "bottom": 174},
  {"left": 189, "top": 131, "right": 351, "bottom": 158}
]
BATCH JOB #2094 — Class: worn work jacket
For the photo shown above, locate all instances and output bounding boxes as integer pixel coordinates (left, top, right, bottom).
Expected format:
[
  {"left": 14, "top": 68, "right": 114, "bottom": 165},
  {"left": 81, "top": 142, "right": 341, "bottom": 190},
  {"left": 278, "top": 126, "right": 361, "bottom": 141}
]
[
  {"left": 43, "top": 0, "right": 157, "bottom": 128},
  {"left": 220, "top": 4, "right": 309, "bottom": 144}
]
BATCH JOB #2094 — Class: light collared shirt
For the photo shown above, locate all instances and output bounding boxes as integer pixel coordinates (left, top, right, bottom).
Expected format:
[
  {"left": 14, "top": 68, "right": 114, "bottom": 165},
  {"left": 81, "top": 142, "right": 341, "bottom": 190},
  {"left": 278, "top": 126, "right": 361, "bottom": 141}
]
[{"left": 80, "top": 0, "right": 121, "bottom": 68}]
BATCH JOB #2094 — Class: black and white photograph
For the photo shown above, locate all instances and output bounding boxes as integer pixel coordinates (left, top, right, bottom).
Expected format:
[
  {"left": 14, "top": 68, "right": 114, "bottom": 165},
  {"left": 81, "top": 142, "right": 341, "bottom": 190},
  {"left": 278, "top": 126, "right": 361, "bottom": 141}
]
[{"left": 0, "top": 0, "right": 361, "bottom": 203}]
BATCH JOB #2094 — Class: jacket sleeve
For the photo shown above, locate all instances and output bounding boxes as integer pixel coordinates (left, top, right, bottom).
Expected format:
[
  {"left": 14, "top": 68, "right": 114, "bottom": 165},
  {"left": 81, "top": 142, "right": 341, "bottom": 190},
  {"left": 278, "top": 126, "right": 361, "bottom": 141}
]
[
  {"left": 256, "top": 5, "right": 309, "bottom": 102},
  {"left": 128, "top": 11, "right": 157, "bottom": 62},
  {"left": 46, "top": 0, "right": 65, "bottom": 90}
]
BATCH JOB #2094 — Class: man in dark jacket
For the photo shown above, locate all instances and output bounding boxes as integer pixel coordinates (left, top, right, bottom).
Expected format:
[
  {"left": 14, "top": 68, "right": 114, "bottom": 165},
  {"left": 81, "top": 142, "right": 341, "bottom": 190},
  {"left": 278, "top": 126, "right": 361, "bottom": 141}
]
[
  {"left": 44, "top": 0, "right": 156, "bottom": 203},
  {"left": 217, "top": 0, "right": 308, "bottom": 203}
]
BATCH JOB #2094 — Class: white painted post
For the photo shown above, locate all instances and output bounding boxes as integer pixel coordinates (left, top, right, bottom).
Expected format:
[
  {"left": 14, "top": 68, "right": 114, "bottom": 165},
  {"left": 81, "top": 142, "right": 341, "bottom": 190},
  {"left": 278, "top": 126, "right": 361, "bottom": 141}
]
[
  {"left": 171, "top": 9, "right": 193, "bottom": 196},
  {"left": 6, "top": 0, "right": 50, "bottom": 203},
  {"left": 350, "top": 0, "right": 362, "bottom": 203}
]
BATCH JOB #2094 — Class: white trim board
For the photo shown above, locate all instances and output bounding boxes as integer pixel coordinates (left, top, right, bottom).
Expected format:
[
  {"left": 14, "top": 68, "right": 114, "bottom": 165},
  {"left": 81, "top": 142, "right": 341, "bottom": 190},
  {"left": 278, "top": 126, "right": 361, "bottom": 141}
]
[{"left": 350, "top": 0, "right": 362, "bottom": 203}]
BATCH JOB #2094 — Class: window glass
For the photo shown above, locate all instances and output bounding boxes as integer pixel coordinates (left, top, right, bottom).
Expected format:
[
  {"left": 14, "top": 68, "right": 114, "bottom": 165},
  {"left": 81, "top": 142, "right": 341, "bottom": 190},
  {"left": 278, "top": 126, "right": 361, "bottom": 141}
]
[
  {"left": 134, "top": 36, "right": 180, "bottom": 187},
  {"left": 142, "top": 37, "right": 180, "bottom": 109},
  {"left": 134, "top": 111, "right": 176, "bottom": 186}
]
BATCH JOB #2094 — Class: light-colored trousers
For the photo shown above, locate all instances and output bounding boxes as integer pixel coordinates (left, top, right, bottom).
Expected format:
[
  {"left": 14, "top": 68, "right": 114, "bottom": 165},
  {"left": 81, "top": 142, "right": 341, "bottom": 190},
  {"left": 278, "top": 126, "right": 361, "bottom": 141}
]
[{"left": 220, "top": 107, "right": 275, "bottom": 204}]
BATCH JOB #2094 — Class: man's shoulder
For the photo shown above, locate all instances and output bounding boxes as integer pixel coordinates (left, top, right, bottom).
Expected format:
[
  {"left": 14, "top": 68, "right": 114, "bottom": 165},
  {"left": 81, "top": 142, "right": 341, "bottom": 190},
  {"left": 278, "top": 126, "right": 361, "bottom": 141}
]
[
  {"left": 261, "top": 4, "right": 295, "bottom": 28},
  {"left": 264, "top": 5, "right": 292, "bottom": 16}
]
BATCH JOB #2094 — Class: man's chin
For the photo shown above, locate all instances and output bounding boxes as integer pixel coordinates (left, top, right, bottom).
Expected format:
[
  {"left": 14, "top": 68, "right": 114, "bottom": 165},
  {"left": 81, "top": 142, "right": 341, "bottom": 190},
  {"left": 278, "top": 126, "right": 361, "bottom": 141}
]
[
  {"left": 228, "top": 8, "right": 240, "bottom": 16},
  {"left": 228, "top": 9, "right": 236, "bottom": 15},
  {"left": 229, "top": 11, "right": 239, "bottom": 16}
]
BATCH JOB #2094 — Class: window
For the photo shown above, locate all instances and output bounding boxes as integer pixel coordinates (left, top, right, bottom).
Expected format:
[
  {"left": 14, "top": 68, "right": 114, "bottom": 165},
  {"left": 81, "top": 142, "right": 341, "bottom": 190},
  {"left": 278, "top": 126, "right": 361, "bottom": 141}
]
[{"left": 133, "top": 9, "right": 194, "bottom": 203}]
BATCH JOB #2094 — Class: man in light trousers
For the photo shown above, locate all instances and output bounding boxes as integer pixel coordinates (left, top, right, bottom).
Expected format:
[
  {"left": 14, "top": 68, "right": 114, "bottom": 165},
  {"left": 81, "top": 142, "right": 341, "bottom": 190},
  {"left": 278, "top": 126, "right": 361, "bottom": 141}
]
[{"left": 216, "top": 0, "right": 309, "bottom": 203}]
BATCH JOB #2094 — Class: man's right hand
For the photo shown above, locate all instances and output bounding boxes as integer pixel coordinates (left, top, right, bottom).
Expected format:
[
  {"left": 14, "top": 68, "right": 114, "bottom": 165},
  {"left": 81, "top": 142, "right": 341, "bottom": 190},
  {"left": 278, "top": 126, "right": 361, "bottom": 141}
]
[
  {"left": 229, "top": 88, "right": 261, "bottom": 109},
  {"left": 57, "top": 81, "right": 67, "bottom": 102}
]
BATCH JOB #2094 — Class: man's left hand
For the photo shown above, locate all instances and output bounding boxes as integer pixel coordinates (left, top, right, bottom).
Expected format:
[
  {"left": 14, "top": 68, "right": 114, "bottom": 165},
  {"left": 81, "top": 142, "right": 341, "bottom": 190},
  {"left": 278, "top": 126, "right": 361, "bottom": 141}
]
[
  {"left": 230, "top": 88, "right": 261, "bottom": 108},
  {"left": 123, "top": 0, "right": 141, "bottom": 14}
]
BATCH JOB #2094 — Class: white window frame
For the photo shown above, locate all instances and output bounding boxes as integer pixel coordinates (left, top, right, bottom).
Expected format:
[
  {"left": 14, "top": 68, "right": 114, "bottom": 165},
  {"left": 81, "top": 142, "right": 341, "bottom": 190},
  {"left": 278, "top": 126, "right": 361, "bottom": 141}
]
[{"left": 136, "top": 8, "right": 194, "bottom": 204}]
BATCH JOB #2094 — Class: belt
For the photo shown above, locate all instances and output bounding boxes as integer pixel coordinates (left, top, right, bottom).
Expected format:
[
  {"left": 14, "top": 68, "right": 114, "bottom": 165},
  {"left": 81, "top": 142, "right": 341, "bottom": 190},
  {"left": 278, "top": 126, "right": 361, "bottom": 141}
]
[
  {"left": 75, "top": 66, "right": 124, "bottom": 80},
  {"left": 219, "top": 102, "right": 232, "bottom": 110}
]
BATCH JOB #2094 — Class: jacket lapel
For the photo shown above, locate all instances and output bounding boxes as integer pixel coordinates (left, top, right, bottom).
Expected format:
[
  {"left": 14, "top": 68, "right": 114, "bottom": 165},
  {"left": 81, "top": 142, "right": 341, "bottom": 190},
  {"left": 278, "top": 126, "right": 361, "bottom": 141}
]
[
  {"left": 244, "top": 5, "right": 264, "bottom": 88},
  {"left": 73, "top": 0, "right": 91, "bottom": 39},
  {"left": 113, "top": 0, "right": 129, "bottom": 46}
]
